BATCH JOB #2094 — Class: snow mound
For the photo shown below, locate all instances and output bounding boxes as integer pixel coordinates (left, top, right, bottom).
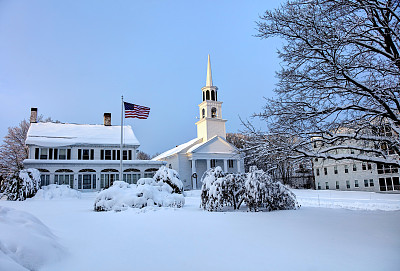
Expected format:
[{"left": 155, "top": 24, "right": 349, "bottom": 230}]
[
  {"left": 0, "top": 206, "right": 65, "bottom": 271},
  {"left": 34, "top": 184, "right": 82, "bottom": 200},
  {"left": 94, "top": 167, "right": 185, "bottom": 212}
]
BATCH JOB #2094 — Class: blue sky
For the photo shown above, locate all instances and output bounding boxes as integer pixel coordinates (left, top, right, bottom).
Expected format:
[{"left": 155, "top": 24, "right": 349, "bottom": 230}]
[{"left": 0, "top": 0, "right": 284, "bottom": 156}]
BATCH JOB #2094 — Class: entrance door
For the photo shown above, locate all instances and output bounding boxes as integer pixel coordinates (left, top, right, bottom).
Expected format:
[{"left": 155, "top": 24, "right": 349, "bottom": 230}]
[{"left": 78, "top": 174, "right": 96, "bottom": 190}]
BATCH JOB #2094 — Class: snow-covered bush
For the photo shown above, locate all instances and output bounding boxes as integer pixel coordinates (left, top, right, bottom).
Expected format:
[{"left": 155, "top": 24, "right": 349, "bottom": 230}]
[
  {"left": 200, "top": 166, "right": 299, "bottom": 212},
  {"left": 200, "top": 167, "right": 245, "bottom": 211},
  {"left": 0, "top": 168, "right": 40, "bottom": 201},
  {"left": 0, "top": 206, "right": 64, "bottom": 270},
  {"left": 94, "top": 166, "right": 185, "bottom": 212},
  {"left": 34, "top": 184, "right": 81, "bottom": 200},
  {"left": 153, "top": 166, "right": 184, "bottom": 194}
]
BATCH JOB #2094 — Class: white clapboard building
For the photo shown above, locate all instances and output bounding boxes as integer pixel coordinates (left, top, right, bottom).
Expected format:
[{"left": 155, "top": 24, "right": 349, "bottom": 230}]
[
  {"left": 153, "top": 55, "right": 244, "bottom": 190},
  {"left": 23, "top": 109, "right": 165, "bottom": 191}
]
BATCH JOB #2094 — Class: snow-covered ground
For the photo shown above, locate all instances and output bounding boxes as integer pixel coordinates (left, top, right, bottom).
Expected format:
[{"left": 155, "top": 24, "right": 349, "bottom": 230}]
[{"left": 1, "top": 189, "right": 399, "bottom": 271}]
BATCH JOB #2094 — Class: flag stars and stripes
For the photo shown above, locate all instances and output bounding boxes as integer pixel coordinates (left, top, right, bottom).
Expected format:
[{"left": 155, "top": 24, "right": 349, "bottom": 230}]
[{"left": 124, "top": 102, "right": 150, "bottom": 119}]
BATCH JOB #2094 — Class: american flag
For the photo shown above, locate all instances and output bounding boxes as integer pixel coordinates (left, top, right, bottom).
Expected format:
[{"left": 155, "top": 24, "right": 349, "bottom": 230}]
[{"left": 124, "top": 102, "right": 150, "bottom": 119}]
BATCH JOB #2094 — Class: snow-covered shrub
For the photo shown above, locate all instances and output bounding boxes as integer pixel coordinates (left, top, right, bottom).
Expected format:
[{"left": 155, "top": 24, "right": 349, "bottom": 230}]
[
  {"left": 94, "top": 167, "right": 185, "bottom": 212},
  {"left": 153, "top": 165, "right": 184, "bottom": 194},
  {"left": 0, "top": 206, "right": 64, "bottom": 270},
  {"left": 1, "top": 168, "right": 40, "bottom": 201},
  {"left": 200, "top": 167, "right": 246, "bottom": 211},
  {"left": 34, "top": 184, "right": 81, "bottom": 200},
  {"left": 244, "top": 166, "right": 269, "bottom": 211},
  {"left": 200, "top": 166, "right": 299, "bottom": 212}
]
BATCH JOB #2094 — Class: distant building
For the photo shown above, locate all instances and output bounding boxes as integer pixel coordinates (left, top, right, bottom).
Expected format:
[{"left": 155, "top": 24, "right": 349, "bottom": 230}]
[
  {"left": 153, "top": 55, "right": 244, "bottom": 190},
  {"left": 24, "top": 109, "right": 165, "bottom": 191},
  {"left": 313, "top": 136, "right": 399, "bottom": 192}
]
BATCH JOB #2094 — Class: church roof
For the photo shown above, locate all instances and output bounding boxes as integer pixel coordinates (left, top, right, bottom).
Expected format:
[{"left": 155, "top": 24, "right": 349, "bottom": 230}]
[
  {"left": 152, "top": 138, "right": 202, "bottom": 160},
  {"left": 26, "top": 122, "right": 140, "bottom": 147}
]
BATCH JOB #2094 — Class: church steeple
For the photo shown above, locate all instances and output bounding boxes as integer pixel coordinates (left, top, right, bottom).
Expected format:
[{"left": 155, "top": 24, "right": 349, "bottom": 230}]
[
  {"left": 202, "top": 55, "right": 218, "bottom": 102},
  {"left": 206, "top": 54, "right": 213, "bottom": 87},
  {"left": 196, "top": 55, "right": 227, "bottom": 141}
]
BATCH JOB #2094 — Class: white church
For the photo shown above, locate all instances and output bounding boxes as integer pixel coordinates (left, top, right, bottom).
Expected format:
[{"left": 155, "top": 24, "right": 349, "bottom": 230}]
[{"left": 153, "top": 55, "right": 244, "bottom": 190}]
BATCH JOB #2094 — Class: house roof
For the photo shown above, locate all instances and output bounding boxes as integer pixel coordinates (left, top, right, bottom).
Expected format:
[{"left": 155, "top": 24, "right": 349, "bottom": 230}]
[{"left": 25, "top": 122, "right": 140, "bottom": 147}]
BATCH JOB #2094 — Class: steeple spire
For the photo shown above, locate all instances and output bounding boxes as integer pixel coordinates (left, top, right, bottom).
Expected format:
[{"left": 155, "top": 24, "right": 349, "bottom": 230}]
[{"left": 206, "top": 54, "right": 212, "bottom": 87}]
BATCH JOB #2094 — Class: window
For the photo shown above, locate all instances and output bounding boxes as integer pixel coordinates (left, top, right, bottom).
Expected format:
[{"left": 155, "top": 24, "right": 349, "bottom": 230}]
[
  {"left": 316, "top": 168, "right": 320, "bottom": 176},
  {"left": 315, "top": 158, "right": 318, "bottom": 162},
  {"left": 206, "top": 90, "right": 210, "bottom": 100},
  {"left": 353, "top": 164, "right": 357, "bottom": 171},
  {"left": 354, "top": 180, "right": 359, "bottom": 188},
  {"left": 362, "top": 163, "right": 367, "bottom": 170},
  {"left": 105, "top": 150, "right": 112, "bottom": 160},
  {"left": 58, "top": 149, "right": 66, "bottom": 160},
  {"left": 35, "top": 148, "right": 39, "bottom": 159},
  {"left": 40, "top": 148, "right": 48, "bottom": 160},
  {"left": 123, "top": 150, "right": 127, "bottom": 160},
  {"left": 317, "top": 182, "right": 321, "bottom": 190},
  {"left": 210, "top": 159, "right": 216, "bottom": 168},
  {"left": 202, "top": 92, "right": 205, "bottom": 101},
  {"left": 346, "top": 181, "right": 350, "bottom": 189},
  {"left": 325, "top": 182, "right": 329, "bottom": 189},
  {"left": 228, "top": 160, "right": 234, "bottom": 168},
  {"left": 369, "top": 179, "right": 374, "bottom": 187},
  {"left": 79, "top": 149, "right": 93, "bottom": 160},
  {"left": 344, "top": 165, "right": 349, "bottom": 173},
  {"left": 202, "top": 108, "right": 205, "bottom": 118},
  {"left": 40, "top": 174, "right": 50, "bottom": 186},
  {"left": 334, "top": 166, "right": 338, "bottom": 174},
  {"left": 211, "top": 107, "right": 217, "bottom": 118},
  {"left": 324, "top": 168, "right": 327, "bottom": 175},
  {"left": 377, "top": 164, "right": 399, "bottom": 174},
  {"left": 364, "top": 179, "right": 369, "bottom": 187},
  {"left": 336, "top": 181, "right": 339, "bottom": 189},
  {"left": 211, "top": 90, "right": 215, "bottom": 100},
  {"left": 144, "top": 168, "right": 158, "bottom": 178},
  {"left": 367, "top": 163, "right": 372, "bottom": 170}
]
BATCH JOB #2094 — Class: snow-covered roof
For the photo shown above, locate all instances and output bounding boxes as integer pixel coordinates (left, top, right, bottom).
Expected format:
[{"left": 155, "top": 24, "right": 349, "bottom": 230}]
[
  {"left": 25, "top": 122, "right": 140, "bottom": 147},
  {"left": 152, "top": 138, "right": 202, "bottom": 160}
]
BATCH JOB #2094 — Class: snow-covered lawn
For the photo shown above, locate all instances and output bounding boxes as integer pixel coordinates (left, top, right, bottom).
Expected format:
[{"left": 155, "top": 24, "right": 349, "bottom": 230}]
[{"left": 1, "top": 189, "right": 400, "bottom": 271}]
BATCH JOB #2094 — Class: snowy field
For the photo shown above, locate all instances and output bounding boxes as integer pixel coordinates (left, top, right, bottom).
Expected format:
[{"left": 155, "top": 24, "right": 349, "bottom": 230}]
[{"left": 1, "top": 189, "right": 400, "bottom": 271}]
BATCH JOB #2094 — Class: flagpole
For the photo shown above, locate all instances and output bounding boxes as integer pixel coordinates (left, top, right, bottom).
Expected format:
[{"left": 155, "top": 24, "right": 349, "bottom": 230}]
[{"left": 120, "top": 95, "right": 123, "bottom": 182}]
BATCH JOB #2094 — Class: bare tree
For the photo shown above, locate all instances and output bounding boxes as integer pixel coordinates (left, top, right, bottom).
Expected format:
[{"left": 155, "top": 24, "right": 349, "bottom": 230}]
[
  {"left": 0, "top": 115, "right": 59, "bottom": 177},
  {"left": 137, "top": 150, "right": 151, "bottom": 160},
  {"left": 0, "top": 120, "right": 30, "bottom": 177},
  {"left": 252, "top": 0, "right": 400, "bottom": 166}
]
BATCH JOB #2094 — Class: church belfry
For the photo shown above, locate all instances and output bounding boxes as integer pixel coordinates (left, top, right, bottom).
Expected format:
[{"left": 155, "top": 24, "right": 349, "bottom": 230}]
[{"left": 196, "top": 55, "right": 227, "bottom": 141}]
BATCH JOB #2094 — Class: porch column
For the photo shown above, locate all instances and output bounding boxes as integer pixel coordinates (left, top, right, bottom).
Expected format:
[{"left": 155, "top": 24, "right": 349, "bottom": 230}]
[
  {"left": 191, "top": 159, "right": 197, "bottom": 190},
  {"left": 207, "top": 159, "right": 211, "bottom": 170},
  {"left": 237, "top": 160, "right": 241, "bottom": 173},
  {"left": 223, "top": 159, "right": 228, "bottom": 172}
]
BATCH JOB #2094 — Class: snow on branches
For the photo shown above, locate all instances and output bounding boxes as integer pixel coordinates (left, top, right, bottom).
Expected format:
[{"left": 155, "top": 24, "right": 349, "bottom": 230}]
[
  {"left": 250, "top": 0, "right": 400, "bottom": 167},
  {"left": 0, "top": 168, "right": 41, "bottom": 201},
  {"left": 94, "top": 166, "right": 185, "bottom": 212},
  {"left": 200, "top": 166, "right": 299, "bottom": 212}
]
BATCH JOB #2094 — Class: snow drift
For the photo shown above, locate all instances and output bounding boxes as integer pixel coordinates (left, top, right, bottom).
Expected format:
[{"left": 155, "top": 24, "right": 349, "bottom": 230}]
[
  {"left": 0, "top": 206, "right": 64, "bottom": 271},
  {"left": 34, "top": 184, "right": 82, "bottom": 200},
  {"left": 94, "top": 166, "right": 185, "bottom": 212}
]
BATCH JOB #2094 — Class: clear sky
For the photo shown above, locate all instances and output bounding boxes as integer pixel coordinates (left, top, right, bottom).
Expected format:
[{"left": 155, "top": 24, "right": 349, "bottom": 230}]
[{"left": 0, "top": 0, "right": 284, "bottom": 156}]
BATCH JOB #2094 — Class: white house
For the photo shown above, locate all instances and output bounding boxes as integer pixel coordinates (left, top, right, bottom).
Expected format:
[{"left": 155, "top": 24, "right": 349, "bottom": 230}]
[
  {"left": 23, "top": 109, "right": 165, "bottom": 191},
  {"left": 153, "top": 55, "right": 244, "bottom": 190}
]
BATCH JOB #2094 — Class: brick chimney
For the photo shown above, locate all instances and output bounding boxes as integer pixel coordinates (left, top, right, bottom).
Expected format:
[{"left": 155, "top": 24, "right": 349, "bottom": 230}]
[
  {"left": 30, "top": 108, "right": 38, "bottom": 123},
  {"left": 104, "top": 113, "right": 111, "bottom": 126}
]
